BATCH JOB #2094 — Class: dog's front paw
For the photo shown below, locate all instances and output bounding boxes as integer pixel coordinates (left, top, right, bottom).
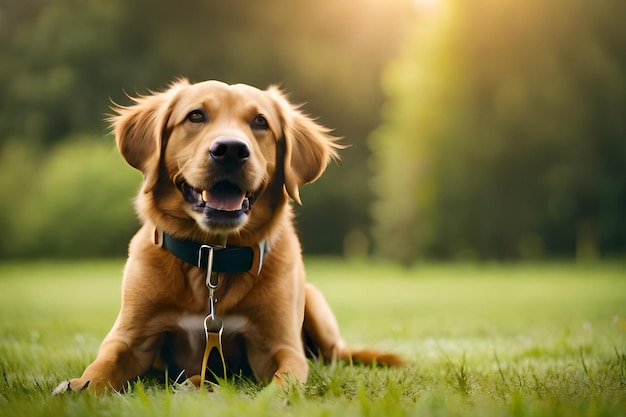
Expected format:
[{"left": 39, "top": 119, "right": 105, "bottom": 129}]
[{"left": 52, "top": 378, "right": 90, "bottom": 395}]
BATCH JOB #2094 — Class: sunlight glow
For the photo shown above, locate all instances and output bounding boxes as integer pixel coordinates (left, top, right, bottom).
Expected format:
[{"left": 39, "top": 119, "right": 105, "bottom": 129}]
[{"left": 413, "top": 0, "right": 441, "bottom": 10}]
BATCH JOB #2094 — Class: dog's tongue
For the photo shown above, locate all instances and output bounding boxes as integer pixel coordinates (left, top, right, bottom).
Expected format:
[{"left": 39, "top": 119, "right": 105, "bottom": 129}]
[{"left": 201, "top": 184, "right": 246, "bottom": 211}]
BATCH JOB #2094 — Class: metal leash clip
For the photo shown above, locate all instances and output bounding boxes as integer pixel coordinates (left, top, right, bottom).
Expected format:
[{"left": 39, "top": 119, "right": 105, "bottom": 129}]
[{"left": 198, "top": 244, "right": 227, "bottom": 390}]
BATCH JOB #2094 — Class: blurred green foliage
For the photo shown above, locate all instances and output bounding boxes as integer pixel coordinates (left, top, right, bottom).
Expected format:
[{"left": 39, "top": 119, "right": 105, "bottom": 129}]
[
  {"left": 0, "top": 0, "right": 412, "bottom": 258},
  {"left": 1, "top": 0, "right": 624, "bottom": 261},
  {"left": 0, "top": 138, "right": 140, "bottom": 258},
  {"left": 371, "top": 0, "right": 626, "bottom": 262}
]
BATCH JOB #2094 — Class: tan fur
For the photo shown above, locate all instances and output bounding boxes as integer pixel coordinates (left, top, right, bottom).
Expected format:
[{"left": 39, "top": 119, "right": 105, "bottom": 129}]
[{"left": 53, "top": 79, "right": 402, "bottom": 395}]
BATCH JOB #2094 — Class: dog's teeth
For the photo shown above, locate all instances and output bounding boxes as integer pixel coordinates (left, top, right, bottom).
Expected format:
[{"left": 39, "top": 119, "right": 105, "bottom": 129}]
[{"left": 201, "top": 190, "right": 209, "bottom": 203}]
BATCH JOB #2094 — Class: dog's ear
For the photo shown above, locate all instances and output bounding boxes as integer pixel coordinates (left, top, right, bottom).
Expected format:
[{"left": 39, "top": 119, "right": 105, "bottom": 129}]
[
  {"left": 111, "top": 79, "right": 189, "bottom": 193},
  {"left": 267, "top": 87, "right": 343, "bottom": 205}
]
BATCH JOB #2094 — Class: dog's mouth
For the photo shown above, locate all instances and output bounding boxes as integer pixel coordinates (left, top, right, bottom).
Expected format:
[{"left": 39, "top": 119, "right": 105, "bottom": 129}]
[{"left": 180, "top": 180, "right": 255, "bottom": 226}]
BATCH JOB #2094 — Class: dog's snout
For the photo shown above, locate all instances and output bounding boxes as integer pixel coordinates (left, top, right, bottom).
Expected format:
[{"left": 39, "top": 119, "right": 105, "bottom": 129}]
[{"left": 210, "top": 137, "right": 250, "bottom": 164}]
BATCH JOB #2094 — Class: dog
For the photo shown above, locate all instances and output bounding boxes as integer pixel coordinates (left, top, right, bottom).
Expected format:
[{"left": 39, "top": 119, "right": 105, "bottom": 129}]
[{"left": 53, "top": 79, "right": 403, "bottom": 394}]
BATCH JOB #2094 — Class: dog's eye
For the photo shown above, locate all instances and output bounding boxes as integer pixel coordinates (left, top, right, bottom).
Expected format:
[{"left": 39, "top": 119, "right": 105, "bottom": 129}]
[
  {"left": 187, "top": 110, "right": 207, "bottom": 124},
  {"left": 251, "top": 114, "right": 269, "bottom": 130}
]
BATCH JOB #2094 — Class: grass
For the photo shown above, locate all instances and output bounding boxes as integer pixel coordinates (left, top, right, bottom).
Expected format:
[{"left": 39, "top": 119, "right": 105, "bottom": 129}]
[{"left": 0, "top": 259, "right": 625, "bottom": 416}]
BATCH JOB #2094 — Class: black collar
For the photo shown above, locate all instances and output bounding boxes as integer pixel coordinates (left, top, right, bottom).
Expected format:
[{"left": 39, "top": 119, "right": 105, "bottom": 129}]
[{"left": 155, "top": 230, "right": 268, "bottom": 275}]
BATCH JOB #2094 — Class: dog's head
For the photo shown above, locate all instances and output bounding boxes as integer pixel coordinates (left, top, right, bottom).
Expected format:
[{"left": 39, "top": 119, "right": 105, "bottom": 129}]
[{"left": 112, "top": 79, "right": 341, "bottom": 240}]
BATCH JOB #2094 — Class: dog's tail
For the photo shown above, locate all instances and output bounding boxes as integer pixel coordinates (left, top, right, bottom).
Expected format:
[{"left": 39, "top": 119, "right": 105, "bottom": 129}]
[
  {"left": 336, "top": 347, "right": 405, "bottom": 367},
  {"left": 303, "top": 283, "right": 405, "bottom": 367}
]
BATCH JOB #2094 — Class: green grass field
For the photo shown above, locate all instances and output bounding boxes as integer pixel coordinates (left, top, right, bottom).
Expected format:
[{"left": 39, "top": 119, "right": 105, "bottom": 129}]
[{"left": 1, "top": 259, "right": 625, "bottom": 416}]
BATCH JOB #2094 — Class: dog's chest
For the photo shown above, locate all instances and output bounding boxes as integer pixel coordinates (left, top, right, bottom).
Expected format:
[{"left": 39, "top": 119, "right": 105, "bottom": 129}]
[{"left": 179, "top": 268, "right": 255, "bottom": 315}]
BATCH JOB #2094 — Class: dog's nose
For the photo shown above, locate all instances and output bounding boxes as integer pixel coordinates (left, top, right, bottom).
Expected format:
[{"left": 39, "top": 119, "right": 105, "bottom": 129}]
[{"left": 210, "top": 137, "right": 250, "bottom": 164}]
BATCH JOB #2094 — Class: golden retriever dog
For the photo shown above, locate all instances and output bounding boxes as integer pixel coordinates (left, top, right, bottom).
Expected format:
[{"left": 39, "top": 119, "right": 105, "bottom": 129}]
[{"left": 53, "top": 79, "right": 402, "bottom": 394}]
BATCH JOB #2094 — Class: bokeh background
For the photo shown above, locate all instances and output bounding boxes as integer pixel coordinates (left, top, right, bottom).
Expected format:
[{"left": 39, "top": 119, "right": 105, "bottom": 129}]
[{"left": 0, "top": 0, "right": 624, "bottom": 263}]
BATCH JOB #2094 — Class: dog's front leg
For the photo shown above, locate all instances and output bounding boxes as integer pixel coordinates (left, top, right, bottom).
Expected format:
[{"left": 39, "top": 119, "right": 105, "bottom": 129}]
[
  {"left": 245, "top": 341, "right": 309, "bottom": 386},
  {"left": 54, "top": 332, "right": 162, "bottom": 395},
  {"left": 271, "top": 346, "right": 309, "bottom": 385}
]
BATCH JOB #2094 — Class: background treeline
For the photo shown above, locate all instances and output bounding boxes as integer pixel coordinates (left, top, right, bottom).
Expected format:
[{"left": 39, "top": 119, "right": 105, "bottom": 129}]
[
  {"left": 371, "top": 0, "right": 626, "bottom": 263},
  {"left": 1, "top": 0, "right": 624, "bottom": 261},
  {"left": 0, "top": 0, "right": 412, "bottom": 258}
]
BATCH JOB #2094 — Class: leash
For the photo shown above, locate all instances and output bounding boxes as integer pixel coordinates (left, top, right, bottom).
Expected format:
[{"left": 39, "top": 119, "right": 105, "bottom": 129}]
[
  {"left": 198, "top": 244, "right": 227, "bottom": 389},
  {"left": 154, "top": 229, "right": 269, "bottom": 389}
]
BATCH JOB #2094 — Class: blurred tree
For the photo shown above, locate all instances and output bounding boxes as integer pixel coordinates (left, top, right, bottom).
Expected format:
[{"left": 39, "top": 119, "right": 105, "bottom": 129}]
[
  {"left": 0, "top": 137, "right": 140, "bottom": 258},
  {"left": 0, "top": 0, "right": 414, "bottom": 258},
  {"left": 371, "top": 0, "right": 626, "bottom": 262}
]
